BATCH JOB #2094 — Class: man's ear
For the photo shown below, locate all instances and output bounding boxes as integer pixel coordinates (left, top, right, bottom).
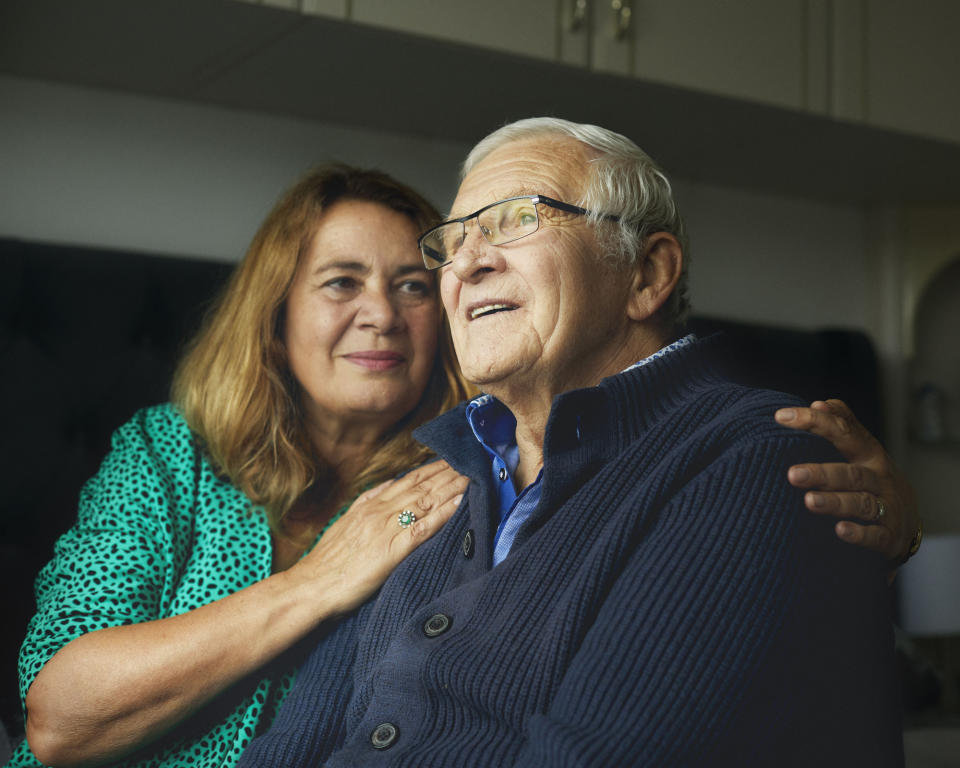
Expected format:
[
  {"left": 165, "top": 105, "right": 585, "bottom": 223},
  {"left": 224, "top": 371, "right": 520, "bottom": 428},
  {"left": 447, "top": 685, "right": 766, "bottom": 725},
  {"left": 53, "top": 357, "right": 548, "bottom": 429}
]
[{"left": 626, "top": 232, "right": 683, "bottom": 322}]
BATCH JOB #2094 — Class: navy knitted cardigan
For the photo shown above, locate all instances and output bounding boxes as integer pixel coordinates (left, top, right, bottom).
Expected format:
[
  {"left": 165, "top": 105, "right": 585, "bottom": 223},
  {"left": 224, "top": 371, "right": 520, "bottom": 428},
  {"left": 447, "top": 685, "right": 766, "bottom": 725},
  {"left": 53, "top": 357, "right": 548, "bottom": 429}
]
[{"left": 240, "top": 338, "right": 902, "bottom": 767}]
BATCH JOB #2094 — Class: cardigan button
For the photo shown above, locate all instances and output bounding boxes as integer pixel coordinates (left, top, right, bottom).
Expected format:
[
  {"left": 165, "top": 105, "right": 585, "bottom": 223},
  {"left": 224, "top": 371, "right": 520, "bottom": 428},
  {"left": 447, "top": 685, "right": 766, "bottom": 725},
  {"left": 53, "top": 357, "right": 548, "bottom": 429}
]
[
  {"left": 462, "top": 529, "right": 475, "bottom": 558},
  {"left": 370, "top": 722, "right": 399, "bottom": 750},
  {"left": 423, "top": 613, "right": 452, "bottom": 637}
]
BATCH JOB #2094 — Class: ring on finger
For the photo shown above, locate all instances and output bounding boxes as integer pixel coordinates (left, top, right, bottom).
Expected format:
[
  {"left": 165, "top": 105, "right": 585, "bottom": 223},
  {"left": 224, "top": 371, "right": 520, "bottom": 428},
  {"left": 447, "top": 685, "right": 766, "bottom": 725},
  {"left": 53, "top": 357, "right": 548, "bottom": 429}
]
[
  {"left": 398, "top": 509, "right": 417, "bottom": 528},
  {"left": 875, "top": 497, "right": 886, "bottom": 522}
]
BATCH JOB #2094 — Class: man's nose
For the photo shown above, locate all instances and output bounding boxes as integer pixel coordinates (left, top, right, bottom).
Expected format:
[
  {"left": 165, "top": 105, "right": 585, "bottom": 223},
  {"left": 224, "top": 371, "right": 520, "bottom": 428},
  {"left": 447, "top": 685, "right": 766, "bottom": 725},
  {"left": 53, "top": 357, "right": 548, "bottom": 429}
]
[{"left": 449, "top": 225, "right": 504, "bottom": 283}]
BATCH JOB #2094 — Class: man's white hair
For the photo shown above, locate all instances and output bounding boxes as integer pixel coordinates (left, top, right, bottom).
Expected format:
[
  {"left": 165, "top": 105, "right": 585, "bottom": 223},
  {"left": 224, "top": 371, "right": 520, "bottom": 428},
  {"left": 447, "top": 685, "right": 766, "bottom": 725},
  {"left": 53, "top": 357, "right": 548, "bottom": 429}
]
[{"left": 462, "top": 117, "right": 690, "bottom": 326}]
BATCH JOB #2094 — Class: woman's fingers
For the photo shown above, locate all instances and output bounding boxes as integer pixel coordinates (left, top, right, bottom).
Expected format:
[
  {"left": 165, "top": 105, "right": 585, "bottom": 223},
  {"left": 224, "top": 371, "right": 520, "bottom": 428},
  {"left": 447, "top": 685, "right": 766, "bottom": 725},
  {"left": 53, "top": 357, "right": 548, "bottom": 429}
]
[
  {"left": 356, "top": 477, "right": 395, "bottom": 503},
  {"left": 299, "top": 464, "right": 469, "bottom": 614},
  {"left": 787, "top": 459, "right": 885, "bottom": 521},
  {"left": 776, "top": 399, "right": 882, "bottom": 464},
  {"left": 835, "top": 519, "right": 894, "bottom": 553},
  {"left": 787, "top": 461, "right": 881, "bottom": 494},
  {"left": 777, "top": 398, "right": 920, "bottom": 563},
  {"left": 410, "top": 468, "right": 467, "bottom": 510},
  {"left": 802, "top": 489, "right": 883, "bottom": 521},
  {"left": 375, "top": 463, "right": 468, "bottom": 523},
  {"left": 402, "top": 493, "right": 465, "bottom": 544},
  {"left": 376, "top": 461, "right": 456, "bottom": 501},
  {"left": 338, "top": 460, "right": 468, "bottom": 549}
]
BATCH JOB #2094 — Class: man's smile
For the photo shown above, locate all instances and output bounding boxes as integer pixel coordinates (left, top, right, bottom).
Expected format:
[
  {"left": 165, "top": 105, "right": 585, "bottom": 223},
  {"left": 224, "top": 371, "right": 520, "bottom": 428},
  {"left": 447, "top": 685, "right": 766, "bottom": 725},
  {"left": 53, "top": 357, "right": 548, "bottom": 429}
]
[{"left": 466, "top": 301, "right": 519, "bottom": 321}]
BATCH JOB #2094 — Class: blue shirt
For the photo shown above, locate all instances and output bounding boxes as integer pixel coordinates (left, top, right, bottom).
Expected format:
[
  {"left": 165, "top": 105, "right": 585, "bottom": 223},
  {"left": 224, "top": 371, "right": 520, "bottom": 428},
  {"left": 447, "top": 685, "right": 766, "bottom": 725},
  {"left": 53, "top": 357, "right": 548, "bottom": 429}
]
[{"left": 466, "top": 334, "right": 697, "bottom": 566}]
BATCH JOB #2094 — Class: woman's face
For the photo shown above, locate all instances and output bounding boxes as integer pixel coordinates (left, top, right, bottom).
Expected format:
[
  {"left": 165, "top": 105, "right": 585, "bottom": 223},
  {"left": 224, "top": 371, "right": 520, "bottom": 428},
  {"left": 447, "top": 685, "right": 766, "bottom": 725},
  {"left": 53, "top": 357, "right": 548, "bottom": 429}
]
[{"left": 285, "top": 199, "right": 440, "bottom": 440}]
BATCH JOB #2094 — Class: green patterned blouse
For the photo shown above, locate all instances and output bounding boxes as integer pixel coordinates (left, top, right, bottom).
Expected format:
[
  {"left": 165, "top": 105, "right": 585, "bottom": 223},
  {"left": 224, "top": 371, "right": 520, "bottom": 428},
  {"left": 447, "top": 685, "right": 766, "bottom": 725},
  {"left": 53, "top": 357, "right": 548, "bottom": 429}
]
[{"left": 8, "top": 404, "right": 340, "bottom": 768}]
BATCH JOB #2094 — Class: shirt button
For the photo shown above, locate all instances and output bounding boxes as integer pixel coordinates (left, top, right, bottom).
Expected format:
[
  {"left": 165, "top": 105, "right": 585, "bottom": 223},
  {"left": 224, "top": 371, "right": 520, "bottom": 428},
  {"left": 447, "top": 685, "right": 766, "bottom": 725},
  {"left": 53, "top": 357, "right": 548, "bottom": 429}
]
[
  {"left": 370, "top": 722, "right": 399, "bottom": 750},
  {"left": 498, "top": 467, "right": 507, "bottom": 481},
  {"left": 423, "top": 613, "right": 452, "bottom": 637},
  {"left": 462, "top": 529, "right": 475, "bottom": 558}
]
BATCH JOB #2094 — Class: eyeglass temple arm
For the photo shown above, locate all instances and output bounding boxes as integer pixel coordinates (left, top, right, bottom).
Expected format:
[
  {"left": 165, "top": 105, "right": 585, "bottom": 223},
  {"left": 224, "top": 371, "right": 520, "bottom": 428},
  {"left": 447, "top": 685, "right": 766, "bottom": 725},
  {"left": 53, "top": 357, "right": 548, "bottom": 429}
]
[{"left": 534, "top": 195, "right": 621, "bottom": 224}]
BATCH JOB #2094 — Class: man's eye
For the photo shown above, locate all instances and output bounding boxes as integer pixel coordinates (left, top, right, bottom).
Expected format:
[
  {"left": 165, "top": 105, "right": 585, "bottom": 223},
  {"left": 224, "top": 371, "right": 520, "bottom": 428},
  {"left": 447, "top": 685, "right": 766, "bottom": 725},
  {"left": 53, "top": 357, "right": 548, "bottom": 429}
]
[
  {"left": 442, "top": 230, "right": 464, "bottom": 253},
  {"left": 489, "top": 204, "right": 534, "bottom": 239},
  {"left": 509, "top": 203, "right": 537, "bottom": 223}
]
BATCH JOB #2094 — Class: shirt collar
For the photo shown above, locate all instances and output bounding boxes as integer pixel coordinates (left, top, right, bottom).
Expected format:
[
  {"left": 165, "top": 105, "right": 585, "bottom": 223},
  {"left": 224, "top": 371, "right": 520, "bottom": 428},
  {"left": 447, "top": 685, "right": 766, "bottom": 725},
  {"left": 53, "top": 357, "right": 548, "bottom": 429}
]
[
  {"left": 465, "top": 333, "right": 698, "bottom": 453},
  {"left": 620, "top": 333, "right": 697, "bottom": 374}
]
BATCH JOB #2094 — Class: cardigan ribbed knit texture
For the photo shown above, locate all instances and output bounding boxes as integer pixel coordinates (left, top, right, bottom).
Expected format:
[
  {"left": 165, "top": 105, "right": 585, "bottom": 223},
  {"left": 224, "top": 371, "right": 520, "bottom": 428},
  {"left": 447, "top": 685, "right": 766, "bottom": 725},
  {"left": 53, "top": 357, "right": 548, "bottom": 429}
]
[{"left": 240, "top": 338, "right": 902, "bottom": 767}]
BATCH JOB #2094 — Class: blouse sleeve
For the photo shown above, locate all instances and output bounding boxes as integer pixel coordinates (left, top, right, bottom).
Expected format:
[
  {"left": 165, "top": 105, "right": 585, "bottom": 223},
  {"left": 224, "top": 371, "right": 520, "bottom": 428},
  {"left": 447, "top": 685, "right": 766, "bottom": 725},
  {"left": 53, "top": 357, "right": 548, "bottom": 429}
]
[{"left": 17, "top": 406, "right": 197, "bottom": 708}]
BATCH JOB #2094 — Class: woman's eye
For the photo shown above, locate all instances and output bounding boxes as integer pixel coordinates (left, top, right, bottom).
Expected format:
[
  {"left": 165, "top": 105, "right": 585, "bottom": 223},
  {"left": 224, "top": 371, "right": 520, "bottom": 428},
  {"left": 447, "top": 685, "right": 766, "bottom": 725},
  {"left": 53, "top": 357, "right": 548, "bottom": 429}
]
[
  {"left": 322, "top": 277, "right": 359, "bottom": 291},
  {"left": 397, "top": 279, "right": 432, "bottom": 297}
]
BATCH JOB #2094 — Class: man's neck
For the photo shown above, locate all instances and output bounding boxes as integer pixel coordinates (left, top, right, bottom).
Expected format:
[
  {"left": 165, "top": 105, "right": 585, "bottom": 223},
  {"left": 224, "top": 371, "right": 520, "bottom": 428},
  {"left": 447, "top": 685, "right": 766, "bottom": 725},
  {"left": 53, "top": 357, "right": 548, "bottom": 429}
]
[{"left": 491, "top": 328, "right": 673, "bottom": 489}]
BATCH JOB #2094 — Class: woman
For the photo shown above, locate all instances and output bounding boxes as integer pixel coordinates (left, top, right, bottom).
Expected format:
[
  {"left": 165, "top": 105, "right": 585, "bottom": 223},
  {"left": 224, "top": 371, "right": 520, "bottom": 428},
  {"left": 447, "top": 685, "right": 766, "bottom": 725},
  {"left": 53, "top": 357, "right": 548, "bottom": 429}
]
[
  {"left": 10, "top": 167, "right": 470, "bottom": 768},
  {"left": 7, "top": 166, "right": 915, "bottom": 768}
]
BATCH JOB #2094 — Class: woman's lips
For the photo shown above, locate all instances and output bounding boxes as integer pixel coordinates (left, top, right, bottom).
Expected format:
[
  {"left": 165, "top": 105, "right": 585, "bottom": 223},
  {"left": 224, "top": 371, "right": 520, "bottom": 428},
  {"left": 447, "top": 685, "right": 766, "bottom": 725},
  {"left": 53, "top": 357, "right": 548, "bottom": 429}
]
[{"left": 343, "top": 351, "right": 406, "bottom": 371}]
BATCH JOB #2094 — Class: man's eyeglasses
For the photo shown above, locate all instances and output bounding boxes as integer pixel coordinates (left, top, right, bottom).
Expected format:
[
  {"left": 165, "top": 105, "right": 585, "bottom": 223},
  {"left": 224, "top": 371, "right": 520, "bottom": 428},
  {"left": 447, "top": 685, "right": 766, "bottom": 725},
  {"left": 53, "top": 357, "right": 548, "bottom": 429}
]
[{"left": 417, "top": 194, "right": 620, "bottom": 270}]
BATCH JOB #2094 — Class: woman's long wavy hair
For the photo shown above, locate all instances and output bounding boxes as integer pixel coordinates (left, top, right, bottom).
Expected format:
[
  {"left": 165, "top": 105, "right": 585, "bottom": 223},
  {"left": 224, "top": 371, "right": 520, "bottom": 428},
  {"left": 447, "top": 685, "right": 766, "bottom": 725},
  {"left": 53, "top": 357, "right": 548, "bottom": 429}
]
[{"left": 172, "top": 165, "right": 471, "bottom": 529}]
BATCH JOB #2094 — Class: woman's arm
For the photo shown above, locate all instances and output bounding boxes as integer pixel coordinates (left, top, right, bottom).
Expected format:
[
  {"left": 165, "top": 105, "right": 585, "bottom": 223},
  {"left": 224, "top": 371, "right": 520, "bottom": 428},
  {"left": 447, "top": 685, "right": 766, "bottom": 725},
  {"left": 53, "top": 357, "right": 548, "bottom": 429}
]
[
  {"left": 775, "top": 398, "right": 919, "bottom": 562},
  {"left": 24, "top": 459, "right": 466, "bottom": 767}
]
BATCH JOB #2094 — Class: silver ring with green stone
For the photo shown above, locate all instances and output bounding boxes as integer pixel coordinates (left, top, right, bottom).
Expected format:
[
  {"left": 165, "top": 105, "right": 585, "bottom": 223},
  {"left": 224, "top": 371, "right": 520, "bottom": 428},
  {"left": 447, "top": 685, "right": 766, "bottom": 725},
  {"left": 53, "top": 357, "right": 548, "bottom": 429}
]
[{"left": 398, "top": 509, "right": 417, "bottom": 528}]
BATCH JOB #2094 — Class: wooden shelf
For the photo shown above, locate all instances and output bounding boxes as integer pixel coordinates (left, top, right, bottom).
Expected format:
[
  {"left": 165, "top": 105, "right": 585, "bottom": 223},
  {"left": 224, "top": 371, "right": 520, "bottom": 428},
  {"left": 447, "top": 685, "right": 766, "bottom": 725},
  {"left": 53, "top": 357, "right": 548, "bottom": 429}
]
[{"left": 3, "top": 0, "right": 960, "bottom": 205}]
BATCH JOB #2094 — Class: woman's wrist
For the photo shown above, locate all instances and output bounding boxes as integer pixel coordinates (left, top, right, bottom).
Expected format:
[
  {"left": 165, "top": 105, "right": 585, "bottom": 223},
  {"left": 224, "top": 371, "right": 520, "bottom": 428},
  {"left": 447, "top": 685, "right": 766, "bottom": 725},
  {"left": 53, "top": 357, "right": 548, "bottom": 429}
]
[
  {"left": 896, "top": 518, "right": 923, "bottom": 567},
  {"left": 275, "top": 555, "right": 351, "bottom": 625}
]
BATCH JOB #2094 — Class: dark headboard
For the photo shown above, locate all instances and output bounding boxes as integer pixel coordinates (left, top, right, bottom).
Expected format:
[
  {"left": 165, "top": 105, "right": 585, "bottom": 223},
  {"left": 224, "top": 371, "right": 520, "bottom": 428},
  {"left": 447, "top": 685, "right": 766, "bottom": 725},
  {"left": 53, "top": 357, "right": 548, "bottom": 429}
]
[
  {"left": 685, "top": 315, "right": 883, "bottom": 441},
  {"left": 1, "top": 238, "right": 232, "bottom": 734}
]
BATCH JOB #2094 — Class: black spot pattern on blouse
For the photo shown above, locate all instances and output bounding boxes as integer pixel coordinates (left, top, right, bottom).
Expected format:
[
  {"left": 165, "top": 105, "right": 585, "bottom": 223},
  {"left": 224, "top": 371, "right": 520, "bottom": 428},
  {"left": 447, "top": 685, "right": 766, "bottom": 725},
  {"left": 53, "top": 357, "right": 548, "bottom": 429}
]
[{"left": 9, "top": 405, "right": 296, "bottom": 768}]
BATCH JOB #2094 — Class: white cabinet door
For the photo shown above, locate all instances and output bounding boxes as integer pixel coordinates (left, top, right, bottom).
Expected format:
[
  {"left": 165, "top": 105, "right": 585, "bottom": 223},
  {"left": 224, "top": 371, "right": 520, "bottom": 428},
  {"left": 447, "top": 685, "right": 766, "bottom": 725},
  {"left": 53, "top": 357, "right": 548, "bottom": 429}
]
[
  {"left": 350, "top": 0, "right": 560, "bottom": 61},
  {"left": 863, "top": 0, "right": 960, "bottom": 145},
  {"left": 624, "top": 0, "right": 810, "bottom": 111},
  {"left": 590, "top": 0, "right": 633, "bottom": 74},
  {"left": 237, "top": 0, "right": 348, "bottom": 17}
]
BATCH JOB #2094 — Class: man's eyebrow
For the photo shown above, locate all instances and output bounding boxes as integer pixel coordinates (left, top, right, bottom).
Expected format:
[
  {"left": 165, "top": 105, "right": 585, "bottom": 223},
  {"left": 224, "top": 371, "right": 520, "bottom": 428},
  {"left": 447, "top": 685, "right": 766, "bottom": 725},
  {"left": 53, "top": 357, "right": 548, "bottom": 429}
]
[
  {"left": 445, "top": 188, "right": 542, "bottom": 220},
  {"left": 511, "top": 185, "right": 542, "bottom": 198}
]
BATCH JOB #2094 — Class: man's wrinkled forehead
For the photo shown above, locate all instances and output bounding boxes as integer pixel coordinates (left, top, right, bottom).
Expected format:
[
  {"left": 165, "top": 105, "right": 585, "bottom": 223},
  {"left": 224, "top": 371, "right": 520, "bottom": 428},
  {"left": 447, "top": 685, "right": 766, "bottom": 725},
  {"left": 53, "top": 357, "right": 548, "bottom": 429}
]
[
  {"left": 444, "top": 184, "right": 541, "bottom": 220},
  {"left": 450, "top": 137, "right": 589, "bottom": 218}
]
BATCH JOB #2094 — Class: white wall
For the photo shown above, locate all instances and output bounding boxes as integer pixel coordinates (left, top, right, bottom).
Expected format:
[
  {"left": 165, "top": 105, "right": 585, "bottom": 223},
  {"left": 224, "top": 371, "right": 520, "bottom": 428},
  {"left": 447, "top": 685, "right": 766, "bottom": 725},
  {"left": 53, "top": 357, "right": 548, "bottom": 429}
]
[
  {"left": 0, "top": 76, "right": 469, "bottom": 262},
  {"left": 0, "top": 75, "right": 871, "bottom": 334},
  {"left": 677, "top": 179, "right": 869, "bottom": 330}
]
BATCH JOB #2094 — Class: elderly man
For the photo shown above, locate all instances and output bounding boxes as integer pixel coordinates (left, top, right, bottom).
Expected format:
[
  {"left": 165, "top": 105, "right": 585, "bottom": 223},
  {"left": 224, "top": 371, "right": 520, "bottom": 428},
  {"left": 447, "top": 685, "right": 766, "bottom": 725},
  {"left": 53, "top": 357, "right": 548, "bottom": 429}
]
[{"left": 241, "top": 119, "right": 902, "bottom": 766}]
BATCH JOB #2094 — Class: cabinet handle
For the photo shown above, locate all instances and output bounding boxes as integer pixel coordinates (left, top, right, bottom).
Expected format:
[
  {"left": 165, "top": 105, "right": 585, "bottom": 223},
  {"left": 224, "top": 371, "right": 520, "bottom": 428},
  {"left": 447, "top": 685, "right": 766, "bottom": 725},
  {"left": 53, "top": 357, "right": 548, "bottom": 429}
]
[
  {"left": 568, "top": 0, "right": 589, "bottom": 33},
  {"left": 611, "top": 0, "right": 632, "bottom": 40}
]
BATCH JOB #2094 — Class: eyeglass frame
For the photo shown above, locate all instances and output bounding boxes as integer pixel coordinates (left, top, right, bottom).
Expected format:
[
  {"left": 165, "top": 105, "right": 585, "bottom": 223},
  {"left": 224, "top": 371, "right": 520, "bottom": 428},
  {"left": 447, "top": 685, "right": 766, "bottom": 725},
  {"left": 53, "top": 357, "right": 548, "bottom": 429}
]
[{"left": 416, "top": 193, "right": 621, "bottom": 270}]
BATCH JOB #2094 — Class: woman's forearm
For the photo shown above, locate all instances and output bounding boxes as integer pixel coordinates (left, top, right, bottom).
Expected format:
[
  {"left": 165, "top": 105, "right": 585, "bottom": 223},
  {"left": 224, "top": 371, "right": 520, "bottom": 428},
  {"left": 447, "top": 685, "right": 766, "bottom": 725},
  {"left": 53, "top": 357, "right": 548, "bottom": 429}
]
[
  {"left": 24, "top": 461, "right": 467, "bottom": 767},
  {"left": 24, "top": 564, "right": 334, "bottom": 767}
]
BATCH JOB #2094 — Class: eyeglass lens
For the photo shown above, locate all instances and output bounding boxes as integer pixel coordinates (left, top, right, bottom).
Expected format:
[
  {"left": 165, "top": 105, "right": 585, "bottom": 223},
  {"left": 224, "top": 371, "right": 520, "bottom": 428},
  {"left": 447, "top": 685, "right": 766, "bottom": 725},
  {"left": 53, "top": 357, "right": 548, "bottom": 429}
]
[{"left": 422, "top": 198, "right": 541, "bottom": 268}]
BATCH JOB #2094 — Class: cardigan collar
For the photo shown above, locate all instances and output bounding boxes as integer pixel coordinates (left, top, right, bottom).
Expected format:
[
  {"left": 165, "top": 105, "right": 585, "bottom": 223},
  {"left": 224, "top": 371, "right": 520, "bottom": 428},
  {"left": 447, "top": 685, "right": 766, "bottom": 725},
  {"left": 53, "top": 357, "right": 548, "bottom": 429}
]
[{"left": 414, "top": 335, "right": 730, "bottom": 550}]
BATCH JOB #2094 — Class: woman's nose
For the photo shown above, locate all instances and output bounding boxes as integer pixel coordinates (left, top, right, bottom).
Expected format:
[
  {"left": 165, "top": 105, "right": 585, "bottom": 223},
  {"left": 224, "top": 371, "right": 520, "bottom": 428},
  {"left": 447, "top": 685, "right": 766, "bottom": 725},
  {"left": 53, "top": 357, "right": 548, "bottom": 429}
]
[{"left": 357, "top": 289, "right": 403, "bottom": 333}]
